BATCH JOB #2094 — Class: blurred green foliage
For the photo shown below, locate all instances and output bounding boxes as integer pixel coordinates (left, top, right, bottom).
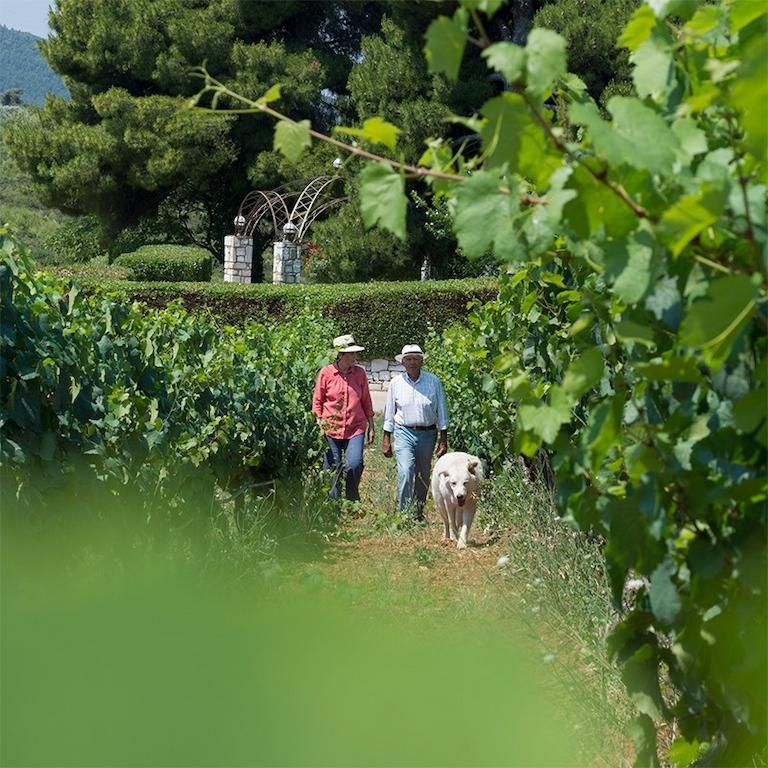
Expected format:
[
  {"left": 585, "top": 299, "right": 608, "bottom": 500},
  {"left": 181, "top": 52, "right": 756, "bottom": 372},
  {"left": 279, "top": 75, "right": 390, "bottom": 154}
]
[{"left": 0, "top": 498, "right": 575, "bottom": 767}]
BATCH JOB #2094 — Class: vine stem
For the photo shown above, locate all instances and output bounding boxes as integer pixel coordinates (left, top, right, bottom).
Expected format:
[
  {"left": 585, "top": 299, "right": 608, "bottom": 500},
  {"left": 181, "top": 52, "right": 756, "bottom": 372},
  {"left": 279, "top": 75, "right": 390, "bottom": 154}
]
[
  {"left": 193, "top": 72, "right": 545, "bottom": 206},
  {"left": 725, "top": 114, "right": 767, "bottom": 286},
  {"left": 694, "top": 254, "right": 731, "bottom": 275}
]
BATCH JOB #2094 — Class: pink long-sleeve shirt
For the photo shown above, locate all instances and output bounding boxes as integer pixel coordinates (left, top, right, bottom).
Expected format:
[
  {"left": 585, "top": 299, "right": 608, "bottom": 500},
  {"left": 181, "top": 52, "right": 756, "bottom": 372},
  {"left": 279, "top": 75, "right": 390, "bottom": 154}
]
[{"left": 312, "top": 363, "right": 374, "bottom": 439}]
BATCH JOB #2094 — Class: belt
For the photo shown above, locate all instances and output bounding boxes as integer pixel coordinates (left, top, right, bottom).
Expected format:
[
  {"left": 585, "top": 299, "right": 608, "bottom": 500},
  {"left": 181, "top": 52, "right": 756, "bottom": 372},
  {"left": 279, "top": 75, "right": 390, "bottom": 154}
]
[{"left": 402, "top": 424, "right": 436, "bottom": 431}]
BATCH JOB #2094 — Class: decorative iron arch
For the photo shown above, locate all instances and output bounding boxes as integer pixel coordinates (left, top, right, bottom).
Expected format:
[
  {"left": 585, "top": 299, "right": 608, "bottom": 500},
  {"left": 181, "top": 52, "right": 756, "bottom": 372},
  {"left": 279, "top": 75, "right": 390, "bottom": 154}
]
[{"left": 236, "top": 176, "right": 346, "bottom": 242}]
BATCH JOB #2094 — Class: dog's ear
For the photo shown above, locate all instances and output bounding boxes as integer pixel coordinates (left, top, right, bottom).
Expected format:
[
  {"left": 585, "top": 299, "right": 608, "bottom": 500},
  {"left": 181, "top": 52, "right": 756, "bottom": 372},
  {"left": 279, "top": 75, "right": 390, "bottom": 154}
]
[
  {"left": 467, "top": 460, "right": 479, "bottom": 474},
  {"left": 439, "top": 469, "right": 451, "bottom": 478}
]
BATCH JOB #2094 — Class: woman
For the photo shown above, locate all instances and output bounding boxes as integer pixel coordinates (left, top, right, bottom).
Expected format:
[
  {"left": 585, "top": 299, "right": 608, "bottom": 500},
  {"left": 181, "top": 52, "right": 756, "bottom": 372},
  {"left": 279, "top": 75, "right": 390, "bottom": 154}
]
[{"left": 312, "top": 334, "right": 375, "bottom": 502}]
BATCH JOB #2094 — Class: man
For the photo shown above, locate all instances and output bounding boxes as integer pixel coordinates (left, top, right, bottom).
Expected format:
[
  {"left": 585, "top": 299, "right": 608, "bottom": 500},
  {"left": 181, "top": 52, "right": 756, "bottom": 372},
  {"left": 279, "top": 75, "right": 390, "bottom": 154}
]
[{"left": 382, "top": 344, "right": 448, "bottom": 520}]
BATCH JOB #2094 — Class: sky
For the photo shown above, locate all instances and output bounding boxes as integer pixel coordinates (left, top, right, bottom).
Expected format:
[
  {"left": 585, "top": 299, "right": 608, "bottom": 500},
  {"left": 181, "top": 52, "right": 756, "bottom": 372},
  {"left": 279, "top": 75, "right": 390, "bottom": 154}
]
[{"left": 0, "top": 0, "right": 53, "bottom": 38}]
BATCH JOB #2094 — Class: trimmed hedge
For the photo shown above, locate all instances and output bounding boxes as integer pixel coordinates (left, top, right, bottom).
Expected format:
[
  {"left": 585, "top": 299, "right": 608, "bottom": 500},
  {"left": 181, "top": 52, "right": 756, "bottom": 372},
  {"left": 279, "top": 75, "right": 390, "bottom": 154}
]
[
  {"left": 67, "top": 277, "right": 498, "bottom": 360},
  {"left": 113, "top": 244, "right": 212, "bottom": 282}
]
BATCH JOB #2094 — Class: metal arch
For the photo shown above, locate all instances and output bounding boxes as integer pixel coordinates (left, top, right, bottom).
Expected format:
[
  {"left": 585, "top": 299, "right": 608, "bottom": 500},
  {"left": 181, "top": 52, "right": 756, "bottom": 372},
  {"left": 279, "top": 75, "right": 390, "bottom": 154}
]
[
  {"left": 236, "top": 175, "right": 346, "bottom": 242},
  {"left": 298, "top": 197, "right": 348, "bottom": 241},
  {"left": 238, "top": 190, "right": 290, "bottom": 238}
]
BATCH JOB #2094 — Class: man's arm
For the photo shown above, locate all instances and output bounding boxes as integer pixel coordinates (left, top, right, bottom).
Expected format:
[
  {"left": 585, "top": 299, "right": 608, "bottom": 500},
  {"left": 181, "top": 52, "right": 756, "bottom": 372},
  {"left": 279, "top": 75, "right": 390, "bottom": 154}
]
[
  {"left": 435, "top": 375, "right": 449, "bottom": 456},
  {"left": 382, "top": 379, "right": 396, "bottom": 457}
]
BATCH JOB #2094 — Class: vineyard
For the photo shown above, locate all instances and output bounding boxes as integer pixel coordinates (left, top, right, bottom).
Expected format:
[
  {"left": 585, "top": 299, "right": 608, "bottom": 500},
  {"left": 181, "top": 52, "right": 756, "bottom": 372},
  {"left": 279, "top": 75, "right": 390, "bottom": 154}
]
[{"left": 1, "top": 1, "right": 766, "bottom": 766}]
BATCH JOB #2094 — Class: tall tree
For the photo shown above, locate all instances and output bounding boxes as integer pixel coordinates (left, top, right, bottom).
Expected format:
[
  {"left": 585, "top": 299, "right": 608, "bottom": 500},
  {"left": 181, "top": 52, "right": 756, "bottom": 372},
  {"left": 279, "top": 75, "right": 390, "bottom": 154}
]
[{"left": 2, "top": 0, "right": 384, "bottom": 263}]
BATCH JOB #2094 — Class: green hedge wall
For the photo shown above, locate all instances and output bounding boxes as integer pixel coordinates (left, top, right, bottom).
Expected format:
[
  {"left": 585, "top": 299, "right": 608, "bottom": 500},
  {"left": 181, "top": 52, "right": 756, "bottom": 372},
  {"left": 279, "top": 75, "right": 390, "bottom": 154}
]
[
  {"left": 72, "top": 277, "right": 497, "bottom": 360},
  {"left": 113, "top": 244, "right": 212, "bottom": 282}
]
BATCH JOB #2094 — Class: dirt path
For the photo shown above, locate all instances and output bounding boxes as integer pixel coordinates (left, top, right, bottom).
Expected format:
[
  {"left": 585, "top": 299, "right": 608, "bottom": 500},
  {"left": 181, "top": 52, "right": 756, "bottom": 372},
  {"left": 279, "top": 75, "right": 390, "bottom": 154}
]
[{"left": 286, "top": 428, "right": 519, "bottom": 624}]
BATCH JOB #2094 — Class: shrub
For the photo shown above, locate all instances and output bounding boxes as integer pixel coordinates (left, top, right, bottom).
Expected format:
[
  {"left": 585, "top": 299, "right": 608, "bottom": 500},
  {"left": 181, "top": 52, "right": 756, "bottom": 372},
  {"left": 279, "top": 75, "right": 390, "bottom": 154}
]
[
  {"left": 114, "top": 244, "right": 212, "bottom": 282},
  {"left": 41, "top": 215, "right": 105, "bottom": 263}
]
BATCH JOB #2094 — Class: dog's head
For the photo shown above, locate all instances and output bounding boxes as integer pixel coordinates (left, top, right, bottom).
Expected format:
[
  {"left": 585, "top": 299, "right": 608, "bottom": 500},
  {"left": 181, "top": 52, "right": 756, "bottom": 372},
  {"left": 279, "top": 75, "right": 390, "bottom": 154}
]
[{"left": 440, "top": 457, "right": 483, "bottom": 507}]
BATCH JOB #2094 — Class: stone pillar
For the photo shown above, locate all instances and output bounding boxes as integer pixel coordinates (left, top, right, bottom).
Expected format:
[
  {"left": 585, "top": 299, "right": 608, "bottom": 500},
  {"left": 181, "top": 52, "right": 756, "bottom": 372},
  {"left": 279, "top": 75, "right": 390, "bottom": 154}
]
[
  {"left": 272, "top": 241, "right": 302, "bottom": 284},
  {"left": 224, "top": 235, "right": 254, "bottom": 283},
  {"left": 420, "top": 253, "right": 431, "bottom": 281}
]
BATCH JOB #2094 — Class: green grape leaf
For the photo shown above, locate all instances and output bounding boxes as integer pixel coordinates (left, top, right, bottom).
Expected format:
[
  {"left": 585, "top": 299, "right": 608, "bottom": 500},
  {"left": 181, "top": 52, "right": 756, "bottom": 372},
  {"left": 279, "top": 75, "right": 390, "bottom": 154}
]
[
  {"left": 615, "top": 320, "right": 656, "bottom": 348},
  {"left": 633, "top": 358, "right": 704, "bottom": 384},
  {"left": 730, "top": 0, "right": 768, "bottom": 32},
  {"left": 336, "top": 117, "right": 402, "bottom": 151},
  {"left": 631, "top": 39, "right": 674, "bottom": 101},
  {"left": 667, "top": 739, "right": 703, "bottom": 768},
  {"left": 729, "top": 32, "right": 768, "bottom": 163},
  {"left": 562, "top": 165, "right": 637, "bottom": 238},
  {"left": 678, "top": 275, "right": 757, "bottom": 370},
  {"left": 649, "top": 0, "right": 696, "bottom": 20},
  {"left": 658, "top": 183, "right": 727, "bottom": 257},
  {"left": 604, "top": 229, "right": 654, "bottom": 304},
  {"left": 273, "top": 119, "right": 311, "bottom": 162},
  {"left": 627, "top": 714, "right": 659, "bottom": 768},
  {"left": 525, "top": 29, "right": 567, "bottom": 97},
  {"left": 732, "top": 387, "right": 767, "bottom": 434},
  {"left": 424, "top": 12, "right": 468, "bottom": 81},
  {"left": 684, "top": 5, "right": 722, "bottom": 35},
  {"left": 461, "top": 0, "right": 505, "bottom": 15},
  {"left": 359, "top": 162, "right": 407, "bottom": 240},
  {"left": 525, "top": 167, "right": 577, "bottom": 253},
  {"left": 625, "top": 443, "right": 663, "bottom": 479},
  {"left": 482, "top": 42, "right": 526, "bottom": 85},
  {"left": 518, "top": 395, "right": 570, "bottom": 444},
  {"left": 672, "top": 117, "right": 708, "bottom": 163},
  {"left": 650, "top": 558, "right": 681, "bottom": 624},
  {"left": 453, "top": 170, "right": 521, "bottom": 260},
  {"left": 572, "top": 97, "right": 679, "bottom": 173},
  {"left": 673, "top": 415, "right": 710, "bottom": 470},
  {"left": 584, "top": 396, "right": 624, "bottom": 471},
  {"left": 257, "top": 83, "right": 282, "bottom": 105},
  {"left": 561, "top": 348, "right": 604, "bottom": 401},
  {"left": 479, "top": 94, "right": 560, "bottom": 185},
  {"left": 618, "top": 5, "right": 657, "bottom": 52},
  {"left": 624, "top": 644, "right": 664, "bottom": 721}
]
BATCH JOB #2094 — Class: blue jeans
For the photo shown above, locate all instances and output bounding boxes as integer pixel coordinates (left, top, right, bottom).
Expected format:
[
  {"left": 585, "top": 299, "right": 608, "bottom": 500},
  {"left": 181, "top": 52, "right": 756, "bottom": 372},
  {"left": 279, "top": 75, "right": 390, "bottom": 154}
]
[
  {"left": 324, "top": 433, "right": 365, "bottom": 501},
  {"left": 393, "top": 425, "right": 436, "bottom": 517}
]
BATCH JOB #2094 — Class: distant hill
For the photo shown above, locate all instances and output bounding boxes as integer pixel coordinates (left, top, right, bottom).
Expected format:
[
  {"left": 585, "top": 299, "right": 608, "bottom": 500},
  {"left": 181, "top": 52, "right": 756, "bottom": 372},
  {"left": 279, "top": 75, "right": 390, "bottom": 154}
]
[{"left": 0, "top": 24, "right": 69, "bottom": 106}]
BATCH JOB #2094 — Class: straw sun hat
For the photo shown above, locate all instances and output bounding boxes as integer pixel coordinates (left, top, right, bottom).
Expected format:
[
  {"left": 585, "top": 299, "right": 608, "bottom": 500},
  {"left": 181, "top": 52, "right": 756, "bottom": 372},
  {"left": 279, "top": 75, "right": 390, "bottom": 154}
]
[{"left": 333, "top": 334, "right": 365, "bottom": 353}]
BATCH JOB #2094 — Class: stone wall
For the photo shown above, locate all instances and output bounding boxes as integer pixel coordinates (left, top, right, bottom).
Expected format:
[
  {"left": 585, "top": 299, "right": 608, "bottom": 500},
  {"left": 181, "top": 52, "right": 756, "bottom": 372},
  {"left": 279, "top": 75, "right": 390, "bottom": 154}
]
[{"left": 359, "top": 359, "right": 404, "bottom": 390}]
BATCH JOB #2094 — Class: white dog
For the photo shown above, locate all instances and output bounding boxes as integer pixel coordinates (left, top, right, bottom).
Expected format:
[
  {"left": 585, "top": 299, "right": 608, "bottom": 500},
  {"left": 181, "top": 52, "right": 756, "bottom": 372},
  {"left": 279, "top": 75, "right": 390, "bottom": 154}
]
[{"left": 431, "top": 452, "right": 484, "bottom": 549}]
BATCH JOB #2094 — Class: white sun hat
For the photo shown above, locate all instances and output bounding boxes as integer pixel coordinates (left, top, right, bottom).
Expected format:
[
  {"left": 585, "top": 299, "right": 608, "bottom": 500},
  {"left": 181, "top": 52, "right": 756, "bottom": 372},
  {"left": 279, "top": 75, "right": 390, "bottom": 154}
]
[
  {"left": 333, "top": 333, "right": 365, "bottom": 353},
  {"left": 395, "top": 343, "right": 425, "bottom": 363}
]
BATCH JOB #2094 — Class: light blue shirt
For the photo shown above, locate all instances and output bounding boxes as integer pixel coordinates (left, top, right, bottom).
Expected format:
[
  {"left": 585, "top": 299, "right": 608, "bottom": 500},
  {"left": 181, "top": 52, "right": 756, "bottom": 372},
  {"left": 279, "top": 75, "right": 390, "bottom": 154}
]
[{"left": 383, "top": 370, "right": 449, "bottom": 432}]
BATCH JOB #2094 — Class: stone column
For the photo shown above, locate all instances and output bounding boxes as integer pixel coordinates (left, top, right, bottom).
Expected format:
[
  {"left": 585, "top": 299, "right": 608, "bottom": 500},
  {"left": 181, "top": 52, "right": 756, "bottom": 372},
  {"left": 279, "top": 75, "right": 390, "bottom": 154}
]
[
  {"left": 224, "top": 235, "right": 254, "bottom": 283},
  {"left": 272, "top": 241, "right": 302, "bottom": 284},
  {"left": 420, "top": 253, "right": 431, "bottom": 281}
]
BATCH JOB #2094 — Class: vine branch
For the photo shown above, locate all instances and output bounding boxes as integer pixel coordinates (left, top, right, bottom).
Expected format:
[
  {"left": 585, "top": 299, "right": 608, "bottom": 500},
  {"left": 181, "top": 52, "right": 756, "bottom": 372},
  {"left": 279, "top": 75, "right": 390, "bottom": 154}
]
[{"left": 192, "top": 70, "right": 545, "bottom": 206}]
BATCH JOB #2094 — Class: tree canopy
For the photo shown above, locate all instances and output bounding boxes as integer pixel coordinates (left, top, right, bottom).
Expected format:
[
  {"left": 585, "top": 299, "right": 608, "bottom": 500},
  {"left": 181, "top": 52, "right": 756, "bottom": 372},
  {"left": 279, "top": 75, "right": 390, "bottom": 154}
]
[{"left": 3, "top": 0, "right": 641, "bottom": 277}]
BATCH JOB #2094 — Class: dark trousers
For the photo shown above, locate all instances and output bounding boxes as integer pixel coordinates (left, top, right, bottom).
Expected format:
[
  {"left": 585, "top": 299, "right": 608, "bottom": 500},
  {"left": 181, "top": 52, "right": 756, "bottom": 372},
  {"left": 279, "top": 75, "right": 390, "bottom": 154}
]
[{"left": 324, "top": 433, "right": 365, "bottom": 501}]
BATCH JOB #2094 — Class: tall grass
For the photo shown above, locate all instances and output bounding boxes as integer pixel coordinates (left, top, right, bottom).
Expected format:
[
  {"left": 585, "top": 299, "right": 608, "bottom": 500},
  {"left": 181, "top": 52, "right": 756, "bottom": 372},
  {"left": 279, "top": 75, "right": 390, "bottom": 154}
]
[{"left": 478, "top": 463, "right": 633, "bottom": 765}]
